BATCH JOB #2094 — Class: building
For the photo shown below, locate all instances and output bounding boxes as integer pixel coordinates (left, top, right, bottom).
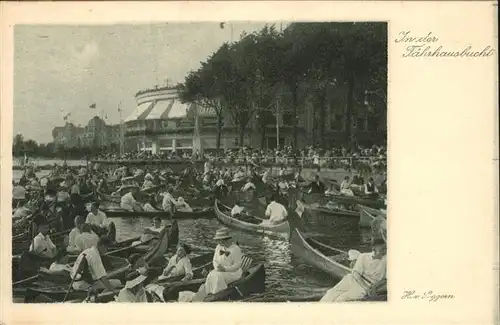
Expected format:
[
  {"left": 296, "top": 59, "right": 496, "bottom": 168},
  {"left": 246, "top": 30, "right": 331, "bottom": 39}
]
[
  {"left": 52, "top": 117, "right": 121, "bottom": 151},
  {"left": 122, "top": 84, "right": 385, "bottom": 154}
]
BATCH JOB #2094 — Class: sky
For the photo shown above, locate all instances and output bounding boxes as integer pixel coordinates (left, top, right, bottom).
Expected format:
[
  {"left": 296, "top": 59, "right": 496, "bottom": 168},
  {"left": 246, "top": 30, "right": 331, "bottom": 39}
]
[{"left": 14, "top": 23, "right": 275, "bottom": 143}]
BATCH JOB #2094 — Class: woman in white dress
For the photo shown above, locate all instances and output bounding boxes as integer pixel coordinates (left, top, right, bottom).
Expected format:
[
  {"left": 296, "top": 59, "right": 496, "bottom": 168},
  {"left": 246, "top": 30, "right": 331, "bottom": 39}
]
[
  {"left": 340, "top": 176, "right": 355, "bottom": 196},
  {"left": 204, "top": 228, "right": 243, "bottom": 295},
  {"left": 158, "top": 244, "right": 193, "bottom": 281}
]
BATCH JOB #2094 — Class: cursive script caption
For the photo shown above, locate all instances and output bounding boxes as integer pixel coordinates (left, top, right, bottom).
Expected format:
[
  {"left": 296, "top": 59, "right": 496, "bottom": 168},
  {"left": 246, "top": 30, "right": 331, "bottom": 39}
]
[
  {"left": 395, "top": 31, "right": 494, "bottom": 58},
  {"left": 401, "top": 290, "right": 455, "bottom": 302}
]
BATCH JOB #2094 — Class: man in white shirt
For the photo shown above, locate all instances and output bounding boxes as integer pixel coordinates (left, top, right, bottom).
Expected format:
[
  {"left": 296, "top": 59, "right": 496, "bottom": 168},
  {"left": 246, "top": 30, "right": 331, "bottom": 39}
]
[
  {"left": 74, "top": 224, "right": 100, "bottom": 252},
  {"left": 120, "top": 187, "right": 142, "bottom": 212},
  {"left": 86, "top": 202, "right": 108, "bottom": 228},
  {"left": 29, "top": 222, "right": 57, "bottom": 259},
  {"left": 161, "top": 186, "right": 177, "bottom": 214},
  {"left": 320, "top": 238, "right": 387, "bottom": 302},
  {"left": 263, "top": 194, "right": 288, "bottom": 225},
  {"left": 70, "top": 237, "right": 121, "bottom": 293}
]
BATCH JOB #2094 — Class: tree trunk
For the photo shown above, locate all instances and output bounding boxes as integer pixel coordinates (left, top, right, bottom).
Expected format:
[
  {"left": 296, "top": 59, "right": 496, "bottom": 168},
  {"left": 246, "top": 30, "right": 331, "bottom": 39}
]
[
  {"left": 346, "top": 73, "right": 356, "bottom": 150},
  {"left": 260, "top": 122, "right": 267, "bottom": 149},
  {"left": 239, "top": 125, "right": 245, "bottom": 148},
  {"left": 319, "top": 86, "right": 327, "bottom": 148},
  {"left": 216, "top": 115, "right": 222, "bottom": 156},
  {"left": 291, "top": 83, "right": 299, "bottom": 148},
  {"left": 312, "top": 101, "right": 316, "bottom": 146}
]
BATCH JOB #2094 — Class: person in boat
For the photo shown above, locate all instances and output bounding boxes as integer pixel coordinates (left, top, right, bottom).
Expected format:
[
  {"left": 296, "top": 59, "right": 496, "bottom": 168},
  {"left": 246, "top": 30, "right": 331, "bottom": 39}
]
[
  {"left": 262, "top": 194, "right": 288, "bottom": 225},
  {"left": 277, "top": 176, "right": 290, "bottom": 195},
  {"left": 134, "top": 169, "right": 145, "bottom": 184},
  {"left": 161, "top": 186, "right": 177, "bottom": 215},
  {"left": 13, "top": 186, "right": 32, "bottom": 219},
  {"left": 18, "top": 170, "right": 30, "bottom": 187},
  {"left": 308, "top": 175, "right": 325, "bottom": 194},
  {"left": 203, "top": 228, "right": 243, "bottom": 295},
  {"left": 232, "top": 168, "right": 246, "bottom": 182},
  {"left": 158, "top": 243, "right": 193, "bottom": 281},
  {"left": 340, "top": 176, "right": 355, "bottom": 196},
  {"left": 86, "top": 202, "right": 109, "bottom": 232},
  {"left": 56, "top": 181, "right": 71, "bottom": 204},
  {"left": 29, "top": 221, "right": 58, "bottom": 259},
  {"left": 143, "top": 196, "right": 160, "bottom": 212},
  {"left": 320, "top": 238, "right": 387, "bottom": 302},
  {"left": 70, "top": 237, "right": 121, "bottom": 294},
  {"left": 175, "top": 197, "right": 193, "bottom": 213},
  {"left": 121, "top": 187, "right": 143, "bottom": 212},
  {"left": 261, "top": 169, "right": 272, "bottom": 184},
  {"left": 97, "top": 177, "right": 109, "bottom": 194},
  {"left": 364, "top": 177, "right": 379, "bottom": 197},
  {"left": 75, "top": 223, "right": 100, "bottom": 252},
  {"left": 241, "top": 177, "right": 256, "bottom": 192},
  {"left": 142, "top": 173, "right": 155, "bottom": 190},
  {"left": 214, "top": 178, "right": 228, "bottom": 200},
  {"left": 67, "top": 215, "right": 85, "bottom": 253},
  {"left": 115, "top": 269, "right": 150, "bottom": 303},
  {"left": 132, "top": 217, "right": 165, "bottom": 246},
  {"left": 13, "top": 184, "right": 27, "bottom": 208}
]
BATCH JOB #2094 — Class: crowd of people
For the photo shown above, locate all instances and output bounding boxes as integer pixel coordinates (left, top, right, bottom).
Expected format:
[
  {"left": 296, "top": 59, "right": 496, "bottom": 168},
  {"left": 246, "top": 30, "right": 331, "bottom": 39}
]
[{"left": 95, "top": 144, "right": 387, "bottom": 171}]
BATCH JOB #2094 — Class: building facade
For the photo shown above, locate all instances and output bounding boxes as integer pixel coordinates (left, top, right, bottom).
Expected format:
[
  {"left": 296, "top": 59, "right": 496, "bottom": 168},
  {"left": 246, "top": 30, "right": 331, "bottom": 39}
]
[{"left": 122, "top": 84, "right": 385, "bottom": 153}]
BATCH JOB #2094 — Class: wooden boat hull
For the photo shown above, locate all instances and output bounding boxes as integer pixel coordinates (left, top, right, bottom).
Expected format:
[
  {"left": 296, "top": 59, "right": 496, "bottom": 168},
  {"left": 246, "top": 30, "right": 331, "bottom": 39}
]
[
  {"left": 214, "top": 200, "right": 290, "bottom": 238},
  {"left": 102, "top": 207, "right": 213, "bottom": 219},
  {"left": 290, "top": 227, "right": 350, "bottom": 280},
  {"left": 21, "top": 255, "right": 131, "bottom": 303},
  {"left": 357, "top": 205, "right": 386, "bottom": 228},
  {"left": 303, "top": 203, "right": 360, "bottom": 219},
  {"left": 162, "top": 263, "right": 266, "bottom": 302}
]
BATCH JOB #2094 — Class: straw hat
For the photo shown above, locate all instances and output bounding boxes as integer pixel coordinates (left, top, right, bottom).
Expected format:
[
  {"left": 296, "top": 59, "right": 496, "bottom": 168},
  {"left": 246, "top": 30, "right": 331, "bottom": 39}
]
[
  {"left": 213, "top": 227, "right": 232, "bottom": 240},
  {"left": 13, "top": 186, "right": 26, "bottom": 200},
  {"left": 348, "top": 249, "right": 361, "bottom": 261},
  {"left": 177, "top": 197, "right": 185, "bottom": 204}
]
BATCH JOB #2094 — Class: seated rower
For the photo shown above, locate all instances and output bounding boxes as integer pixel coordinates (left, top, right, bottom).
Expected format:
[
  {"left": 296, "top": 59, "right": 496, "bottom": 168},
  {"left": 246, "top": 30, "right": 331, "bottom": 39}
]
[
  {"left": 364, "top": 177, "right": 379, "bottom": 196},
  {"left": 29, "top": 221, "right": 58, "bottom": 259},
  {"left": 309, "top": 175, "right": 325, "bottom": 194},
  {"left": 262, "top": 194, "right": 288, "bottom": 225},
  {"left": 74, "top": 223, "right": 100, "bottom": 252},
  {"left": 340, "top": 176, "right": 355, "bottom": 196},
  {"left": 158, "top": 243, "right": 193, "bottom": 281},
  {"left": 120, "top": 187, "right": 143, "bottom": 212},
  {"left": 203, "top": 228, "right": 243, "bottom": 296},
  {"left": 277, "top": 178, "right": 289, "bottom": 194},
  {"left": 67, "top": 215, "right": 85, "bottom": 254},
  {"left": 142, "top": 173, "right": 155, "bottom": 190},
  {"left": 133, "top": 217, "right": 164, "bottom": 245},
  {"left": 70, "top": 237, "right": 121, "bottom": 294},
  {"left": 320, "top": 238, "right": 387, "bottom": 302},
  {"left": 241, "top": 177, "right": 256, "bottom": 192},
  {"left": 86, "top": 202, "right": 109, "bottom": 232},
  {"left": 175, "top": 197, "right": 193, "bottom": 213},
  {"left": 161, "top": 186, "right": 177, "bottom": 216}
]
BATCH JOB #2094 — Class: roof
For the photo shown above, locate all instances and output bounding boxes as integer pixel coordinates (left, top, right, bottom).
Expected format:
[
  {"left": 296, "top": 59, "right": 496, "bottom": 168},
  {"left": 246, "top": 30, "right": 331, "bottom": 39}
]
[{"left": 125, "top": 98, "right": 212, "bottom": 122}]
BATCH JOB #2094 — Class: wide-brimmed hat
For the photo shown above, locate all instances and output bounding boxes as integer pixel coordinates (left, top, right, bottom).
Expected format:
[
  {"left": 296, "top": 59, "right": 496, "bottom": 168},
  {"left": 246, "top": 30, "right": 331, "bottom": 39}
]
[
  {"left": 78, "top": 168, "right": 87, "bottom": 177},
  {"left": 213, "top": 227, "right": 232, "bottom": 240},
  {"left": 13, "top": 186, "right": 26, "bottom": 200},
  {"left": 177, "top": 197, "right": 185, "bottom": 203}
]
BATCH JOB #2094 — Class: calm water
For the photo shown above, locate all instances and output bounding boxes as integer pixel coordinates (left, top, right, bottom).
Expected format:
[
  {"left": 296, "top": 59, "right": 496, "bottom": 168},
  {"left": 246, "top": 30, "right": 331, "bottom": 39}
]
[
  {"left": 13, "top": 166, "right": 372, "bottom": 298},
  {"left": 109, "top": 211, "right": 372, "bottom": 298}
]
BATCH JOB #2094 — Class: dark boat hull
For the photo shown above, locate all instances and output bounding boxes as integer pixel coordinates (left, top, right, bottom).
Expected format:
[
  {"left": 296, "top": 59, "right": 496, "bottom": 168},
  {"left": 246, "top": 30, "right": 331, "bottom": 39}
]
[{"left": 102, "top": 208, "right": 213, "bottom": 219}]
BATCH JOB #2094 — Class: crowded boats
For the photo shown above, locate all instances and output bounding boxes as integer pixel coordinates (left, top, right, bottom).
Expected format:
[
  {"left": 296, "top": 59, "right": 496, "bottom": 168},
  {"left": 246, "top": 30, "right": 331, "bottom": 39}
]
[{"left": 12, "top": 155, "right": 387, "bottom": 303}]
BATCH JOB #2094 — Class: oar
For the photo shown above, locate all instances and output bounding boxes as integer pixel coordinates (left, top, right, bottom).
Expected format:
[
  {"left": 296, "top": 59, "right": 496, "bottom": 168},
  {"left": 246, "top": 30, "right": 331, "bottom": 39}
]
[{"left": 62, "top": 253, "right": 86, "bottom": 302}]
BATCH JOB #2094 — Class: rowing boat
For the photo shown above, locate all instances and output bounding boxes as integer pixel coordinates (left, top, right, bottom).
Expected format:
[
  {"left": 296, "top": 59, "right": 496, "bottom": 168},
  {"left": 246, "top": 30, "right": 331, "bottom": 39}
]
[
  {"left": 22, "top": 255, "right": 132, "bottom": 303},
  {"left": 300, "top": 201, "right": 360, "bottom": 219},
  {"left": 214, "top": 200, "right": 290, "bottom": 238},
  {"left": 101, "top": 207, "right": 213, "bottom": 219},
  {"left": 357, "top": 205, "right": 386, "bottom": 228},
  {"left": 290, "top": 225, "right": 351, "bottom": 280}
]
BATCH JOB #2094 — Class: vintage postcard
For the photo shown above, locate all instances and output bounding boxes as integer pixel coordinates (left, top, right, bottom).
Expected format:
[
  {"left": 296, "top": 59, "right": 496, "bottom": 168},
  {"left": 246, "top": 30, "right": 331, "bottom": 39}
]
[{"left": 0, "top": 1, "right": 497, "bottom": 325}]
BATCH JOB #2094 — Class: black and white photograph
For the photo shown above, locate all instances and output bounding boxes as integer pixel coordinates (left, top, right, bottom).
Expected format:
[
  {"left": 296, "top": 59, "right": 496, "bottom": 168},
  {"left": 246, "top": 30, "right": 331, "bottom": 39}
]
[{"left": 11, "top": 21, "right": 388, "bottom": 303}]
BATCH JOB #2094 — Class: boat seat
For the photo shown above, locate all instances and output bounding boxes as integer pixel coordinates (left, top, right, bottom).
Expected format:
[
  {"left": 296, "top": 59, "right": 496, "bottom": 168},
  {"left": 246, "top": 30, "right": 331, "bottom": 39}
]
[{"left": 239, "top": 255, "right": 253, "bottom": 278}]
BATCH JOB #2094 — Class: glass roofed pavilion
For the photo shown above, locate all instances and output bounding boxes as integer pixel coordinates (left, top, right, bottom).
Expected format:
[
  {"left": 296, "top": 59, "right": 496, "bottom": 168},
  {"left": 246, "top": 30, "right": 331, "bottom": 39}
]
[{"left": 124, "top": 86, "right": 238, "bottom": 154}]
